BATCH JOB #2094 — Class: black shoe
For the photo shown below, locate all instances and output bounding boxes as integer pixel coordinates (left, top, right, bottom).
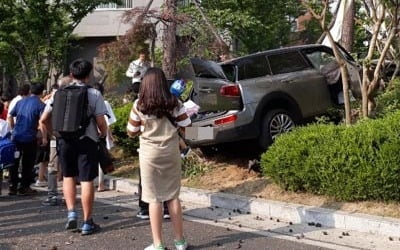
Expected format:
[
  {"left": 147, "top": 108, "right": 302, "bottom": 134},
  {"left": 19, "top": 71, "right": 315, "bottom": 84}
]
[
  {"left": 8, "top": 186, "right": 17, "bottom": 196},
  {"left": 81, "top": 219, "right": 100, "bottom": 236},
  {"left": 18, "top": 187, "right": 37, "bottom": 196},
  {"left": 163, "top": 210, "right": 170, "bottom": 219},
  {"left": 136, "top": 209, "right": 150, "bottom": 220}
]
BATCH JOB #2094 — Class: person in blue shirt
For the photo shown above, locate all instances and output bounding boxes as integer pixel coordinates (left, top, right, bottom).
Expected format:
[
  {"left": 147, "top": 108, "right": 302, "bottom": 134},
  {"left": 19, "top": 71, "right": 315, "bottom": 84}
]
[{"left": 7, "top": 83, "right": 45, "bottom": 196}]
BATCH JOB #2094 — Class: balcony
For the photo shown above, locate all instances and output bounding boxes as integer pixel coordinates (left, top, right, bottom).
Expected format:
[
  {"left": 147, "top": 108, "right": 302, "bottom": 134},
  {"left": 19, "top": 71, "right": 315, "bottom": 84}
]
[{"left": 96, "top": 0, "right": 134, "bottom": 10}]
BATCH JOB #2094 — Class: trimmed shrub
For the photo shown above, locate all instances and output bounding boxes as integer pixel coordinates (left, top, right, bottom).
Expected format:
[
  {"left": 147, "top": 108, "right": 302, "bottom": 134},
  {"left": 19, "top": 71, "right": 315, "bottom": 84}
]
[
  {"left": 261, "top": 111, "right": 400, "bottom": 201},
  {"left": 111, "top": 103, "right": 139, "bottom": 155},
  {"left": 376, "top": 77, "right": 400, "bottom": 117}
]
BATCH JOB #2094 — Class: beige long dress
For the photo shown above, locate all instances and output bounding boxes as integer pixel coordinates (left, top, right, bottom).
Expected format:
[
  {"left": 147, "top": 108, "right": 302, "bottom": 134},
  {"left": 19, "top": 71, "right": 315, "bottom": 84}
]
[{"left": 136, "top": 111, "right": 181, "bottom": 203}]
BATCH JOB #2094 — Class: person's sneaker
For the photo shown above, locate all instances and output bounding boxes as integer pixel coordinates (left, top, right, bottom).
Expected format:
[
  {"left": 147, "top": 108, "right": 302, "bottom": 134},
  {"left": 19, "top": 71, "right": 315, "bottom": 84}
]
[
  {"left": 8, "top": 187, "right": 17, "bottom": 196},
  {"left": 81, "top": 219, "right": 100, "bottom": 236},
  {"left": 144, "top": 244, "right": 166, "bottom": 250},
  {"left": 65, "top": 211, "right": 78, "bottom": 230},
  {"left": 136, "top": 209, "right": 150, "bottom": 220},
  {"left": 34, "top": 180, "right": 47, "bottom": 187},
  {"left": 42, "top": 196, "right": 60, "bottom": 206},
  {"left": 163, "top": 209, "right": 170, "bottom": 219},
  {"left": 18, "top": 187, "right": 37, "bottom": 196},
  {"left": 174, "top": 239, "right": 188, "bottom": 250}
]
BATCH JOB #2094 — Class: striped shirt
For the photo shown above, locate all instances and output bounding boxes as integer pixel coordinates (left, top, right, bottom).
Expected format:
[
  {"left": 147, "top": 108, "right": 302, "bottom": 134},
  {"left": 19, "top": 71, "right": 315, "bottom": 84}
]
[{"left": 127, "top": 100, "right": 191, "bottom": 137}]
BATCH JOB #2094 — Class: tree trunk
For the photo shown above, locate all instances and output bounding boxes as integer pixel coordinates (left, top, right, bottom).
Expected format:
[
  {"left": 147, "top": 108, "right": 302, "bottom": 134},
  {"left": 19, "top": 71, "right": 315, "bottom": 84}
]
[
  {"left": 162, "top": 0, "right": 177, "bottom": 79},
  {"left": 340, "top": 0, "right": 355, "bottom": 52},
  {"left": 326, "top": 32, "right": 352, "bottom": 125},
  {"left": 14, "top": 47, "right": 31, "bottom": 84}
]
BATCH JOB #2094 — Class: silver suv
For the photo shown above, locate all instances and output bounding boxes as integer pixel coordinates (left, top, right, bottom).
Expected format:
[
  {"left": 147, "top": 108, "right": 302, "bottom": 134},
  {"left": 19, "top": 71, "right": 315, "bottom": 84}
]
[{"left": 187, "top": 44, "right": 361, "bottom": 150}]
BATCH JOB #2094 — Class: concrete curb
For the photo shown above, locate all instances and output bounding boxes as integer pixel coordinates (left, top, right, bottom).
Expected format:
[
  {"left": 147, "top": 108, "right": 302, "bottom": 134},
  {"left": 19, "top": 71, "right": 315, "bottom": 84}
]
[{"left": 107, "top": 176, "right": 400, "bottom": 238}]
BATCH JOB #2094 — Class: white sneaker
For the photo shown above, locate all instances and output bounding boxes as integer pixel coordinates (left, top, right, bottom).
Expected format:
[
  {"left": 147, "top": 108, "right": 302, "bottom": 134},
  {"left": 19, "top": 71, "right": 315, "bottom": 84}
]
[
  {"left": 34, "top": 180, "right": 47, "bottom": 187},
  {"left": 144, "top": 244, "right": 165, "bottom": 250},
  {"left": 174, "top": 239, "right": 188, "bottom": 250}
]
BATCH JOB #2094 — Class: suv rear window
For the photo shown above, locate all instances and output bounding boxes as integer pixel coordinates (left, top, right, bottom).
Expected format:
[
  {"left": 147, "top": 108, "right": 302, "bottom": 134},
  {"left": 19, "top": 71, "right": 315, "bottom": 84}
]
[
  {"left": 237, "top": 55, "right": 269, "bottom": 80},
  {"left": 268, "top": 51, "right": 310, "bottom": 75}
]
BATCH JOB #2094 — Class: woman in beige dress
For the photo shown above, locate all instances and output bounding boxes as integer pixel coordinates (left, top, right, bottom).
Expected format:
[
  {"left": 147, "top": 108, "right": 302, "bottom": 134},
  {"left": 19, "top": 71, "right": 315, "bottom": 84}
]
[{"left": 127, "top": 68, "right": 190, "bottom": 250}]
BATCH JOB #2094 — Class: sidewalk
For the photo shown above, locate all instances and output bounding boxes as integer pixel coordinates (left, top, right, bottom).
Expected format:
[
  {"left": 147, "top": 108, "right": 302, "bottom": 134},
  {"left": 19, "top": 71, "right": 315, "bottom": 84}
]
[{"left": 107, "top": 176, "right": 400, "bottom": 241}]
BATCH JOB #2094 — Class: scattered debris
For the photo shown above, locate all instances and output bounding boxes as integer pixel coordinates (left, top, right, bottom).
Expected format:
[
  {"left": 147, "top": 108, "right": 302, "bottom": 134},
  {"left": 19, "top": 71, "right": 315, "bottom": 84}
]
[
  {"left": 235, "top": 243, "right": 242, "bottom": 249},
  {"left": 228, "top": 217, "right": 232, "bottom": 220},
  {"left": 323, "top": 231, "right": 328, "bottom": 235},
  {"left": 239, "top": 240, "right": 244, "bottom": 243},
  {"left": 216, "top": 242, "right": 222, "bottom": 247},
  {"left": 276, "top": 219, "right": 280, "bottom": 222},
  {"left": 389, "top": 237, "right": 393, "bottom": 241},
  {"left": 226, "top": 228, "right": 231, "bottom": 231}
]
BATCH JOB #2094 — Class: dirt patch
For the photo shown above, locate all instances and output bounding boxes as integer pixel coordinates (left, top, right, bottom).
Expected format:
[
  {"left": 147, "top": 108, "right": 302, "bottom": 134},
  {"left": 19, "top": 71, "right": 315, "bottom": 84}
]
[{"left": 112, "top": 148, "right": 400, "bottom": 219}]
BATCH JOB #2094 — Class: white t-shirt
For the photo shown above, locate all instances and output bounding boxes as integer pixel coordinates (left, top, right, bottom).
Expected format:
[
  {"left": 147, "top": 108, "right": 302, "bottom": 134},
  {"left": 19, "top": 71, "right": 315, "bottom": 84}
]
[
  {"left": 0, "top": 119, "right": 10, "bottom": 138},
  {"left": 7, "top": 95, "right": 23, "bottom": 118}
]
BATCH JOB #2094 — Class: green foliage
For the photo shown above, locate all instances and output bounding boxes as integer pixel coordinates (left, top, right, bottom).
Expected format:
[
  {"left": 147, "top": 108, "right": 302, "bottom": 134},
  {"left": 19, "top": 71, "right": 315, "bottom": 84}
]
[
  {"left": 376, "top": 78, "right": 400, "bottom": 117},
  {"left": 111, "top": 103, "right": 139, "bottom": 155},
  {"left": 261, "top": 111, "right": 400, "bottom": 201},
  {"left": 0, "top": 0, "right": 120, "bottom": 84},
  {"left": 182, "top": 154, "right": 211, "bottom": 179},
  {"left": 180, "top": 0, "right": 303, "bottom": 55}
]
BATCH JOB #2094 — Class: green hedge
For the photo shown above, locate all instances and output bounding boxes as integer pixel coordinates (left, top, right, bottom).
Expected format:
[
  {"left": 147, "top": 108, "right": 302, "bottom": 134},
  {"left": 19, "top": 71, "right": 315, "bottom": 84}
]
[
  {"left": 376, "top": 77, "right": 400, "bottom": 117},
  {"left": 111, "top": 103, "right": 139, "bottom": 155},
  {"left": 260, "top": 111, "right": 400, "bottom": 201}
]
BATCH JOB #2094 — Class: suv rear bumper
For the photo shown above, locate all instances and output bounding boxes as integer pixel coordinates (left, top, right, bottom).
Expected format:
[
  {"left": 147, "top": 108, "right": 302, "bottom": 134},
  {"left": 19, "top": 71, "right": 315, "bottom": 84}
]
[{"left": 186, "top": 110, "right": 258, "bottom": 147}]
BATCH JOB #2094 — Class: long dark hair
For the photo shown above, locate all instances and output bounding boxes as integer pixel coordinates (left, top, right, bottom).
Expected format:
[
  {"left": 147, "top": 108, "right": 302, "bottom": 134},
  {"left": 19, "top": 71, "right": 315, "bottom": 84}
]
[{"left": 137, "top": 67, "right": 178, "bottom": 118}]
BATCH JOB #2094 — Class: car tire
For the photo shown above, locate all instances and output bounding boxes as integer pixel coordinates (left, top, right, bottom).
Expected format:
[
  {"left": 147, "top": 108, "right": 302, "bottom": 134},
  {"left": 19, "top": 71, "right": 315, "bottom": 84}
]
[{"left": 259, "top": 109, "right": 296, "bottom": 150}]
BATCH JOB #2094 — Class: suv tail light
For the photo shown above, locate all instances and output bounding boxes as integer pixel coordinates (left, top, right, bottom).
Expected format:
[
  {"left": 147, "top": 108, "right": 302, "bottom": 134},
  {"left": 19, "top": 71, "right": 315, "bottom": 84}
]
[
  {"left": 214, "top": 114, "right": 237, "bottom": 125},
  {"left": 220, "top": 84, "right": 240, "bottom": 97}
]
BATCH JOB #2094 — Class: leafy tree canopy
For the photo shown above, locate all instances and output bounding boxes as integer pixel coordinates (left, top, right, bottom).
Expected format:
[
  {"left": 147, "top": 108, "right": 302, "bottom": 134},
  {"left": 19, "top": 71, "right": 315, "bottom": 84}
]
[
  {"left": 0, "top": 0, "right": 120, "bottom": 84},
  {"left": 195, "top": 0, "right": 304, "bottom": 54}
]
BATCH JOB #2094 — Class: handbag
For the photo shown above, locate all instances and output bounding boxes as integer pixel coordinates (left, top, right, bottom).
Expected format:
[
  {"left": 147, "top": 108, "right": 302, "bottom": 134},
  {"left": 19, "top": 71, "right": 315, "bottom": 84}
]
[{"left": 98, "top": 137, "right": 114, "bottom": 174}]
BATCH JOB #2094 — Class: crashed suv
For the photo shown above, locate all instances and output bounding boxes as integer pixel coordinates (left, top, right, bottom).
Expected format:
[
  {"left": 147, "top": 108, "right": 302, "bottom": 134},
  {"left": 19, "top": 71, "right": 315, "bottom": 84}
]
[{"left": 186, "top": 44, "right": 362, "bottom": 150}]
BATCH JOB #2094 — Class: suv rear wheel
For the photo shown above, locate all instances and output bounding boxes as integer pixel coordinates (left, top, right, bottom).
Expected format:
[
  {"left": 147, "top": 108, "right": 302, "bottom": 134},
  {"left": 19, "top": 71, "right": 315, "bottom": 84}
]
[{"left": 259, "top": 109, "right": 295, "bottom": 150}]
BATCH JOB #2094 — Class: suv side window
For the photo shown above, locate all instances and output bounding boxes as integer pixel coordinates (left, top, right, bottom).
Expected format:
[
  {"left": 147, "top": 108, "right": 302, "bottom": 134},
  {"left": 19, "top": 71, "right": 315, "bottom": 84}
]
[
  {"left": 303, "top": 50, "right": 336, "bottom": 71},
  {"left": 237, "top": 55, "right": 270, "bottom": 80},
  {"left": 268, "top": 51, "right": 310, "bottom": 75}
]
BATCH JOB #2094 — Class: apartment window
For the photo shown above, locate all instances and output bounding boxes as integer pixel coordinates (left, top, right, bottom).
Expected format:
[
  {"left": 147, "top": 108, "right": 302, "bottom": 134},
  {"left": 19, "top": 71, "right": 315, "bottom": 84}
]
[{"left": 97, "top": 0, "right": 134, "bottom": 9}]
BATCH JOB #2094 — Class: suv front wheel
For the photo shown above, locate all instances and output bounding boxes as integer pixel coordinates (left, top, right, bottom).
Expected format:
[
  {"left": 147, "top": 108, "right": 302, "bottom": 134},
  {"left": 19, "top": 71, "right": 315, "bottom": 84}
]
[{"left": 259, "top": 109, "right": 296, "bottom": 150}]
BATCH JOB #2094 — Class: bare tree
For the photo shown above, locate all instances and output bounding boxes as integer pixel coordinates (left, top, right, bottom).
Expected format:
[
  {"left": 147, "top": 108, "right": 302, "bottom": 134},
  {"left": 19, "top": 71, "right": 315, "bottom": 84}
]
[
  {"left": 303, "top": 0, "right": 352, "bottom": 125},
  {"left": 341, "top": 0, "right": 355, "bottom": 52},
  {"left": 361, "top": 0, "right": 400, "bottom": 117}
]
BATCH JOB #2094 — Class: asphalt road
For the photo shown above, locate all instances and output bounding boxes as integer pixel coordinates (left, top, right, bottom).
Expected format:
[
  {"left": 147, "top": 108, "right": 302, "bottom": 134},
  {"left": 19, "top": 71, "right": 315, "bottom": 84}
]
[{"left": 0, "top": 188, "right": 331, "bottom": 250}]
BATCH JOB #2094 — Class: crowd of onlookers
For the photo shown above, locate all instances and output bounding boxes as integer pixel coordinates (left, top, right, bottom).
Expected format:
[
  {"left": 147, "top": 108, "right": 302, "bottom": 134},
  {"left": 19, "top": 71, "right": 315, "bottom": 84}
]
[{"left": 0, "top": 55, "right": 190, "bottom": 249}]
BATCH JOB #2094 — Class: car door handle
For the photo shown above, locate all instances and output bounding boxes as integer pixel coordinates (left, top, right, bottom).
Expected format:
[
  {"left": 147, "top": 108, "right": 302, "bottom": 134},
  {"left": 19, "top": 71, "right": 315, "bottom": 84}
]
[
  {"left": 281, "top": 79, "right": 295, "bottom": 84},
  {"left": 199, "top": 88, "right": 213, "bottom": 93}
]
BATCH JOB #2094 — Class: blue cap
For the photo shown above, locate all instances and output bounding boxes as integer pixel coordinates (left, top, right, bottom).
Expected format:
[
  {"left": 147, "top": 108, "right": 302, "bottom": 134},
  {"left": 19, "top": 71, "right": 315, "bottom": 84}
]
[{"left": 170, "top": 79, "right": 186, "bottom": 97}]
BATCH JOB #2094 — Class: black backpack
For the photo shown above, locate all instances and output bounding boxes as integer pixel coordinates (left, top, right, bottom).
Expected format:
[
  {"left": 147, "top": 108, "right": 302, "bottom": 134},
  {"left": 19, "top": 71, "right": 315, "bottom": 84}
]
[{"left": 52, "top": 85, "right": 91, "bottom": 139}]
